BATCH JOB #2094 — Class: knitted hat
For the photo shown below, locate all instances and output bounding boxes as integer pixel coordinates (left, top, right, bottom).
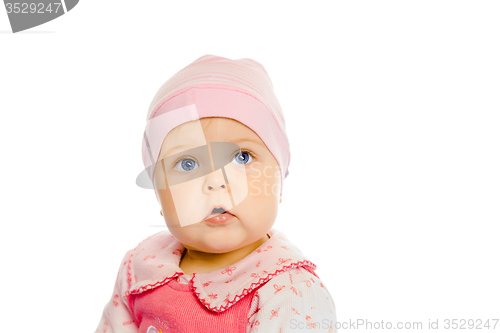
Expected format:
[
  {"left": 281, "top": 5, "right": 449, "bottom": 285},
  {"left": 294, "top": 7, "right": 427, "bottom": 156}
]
[{"left": 141, "top": 54, "right": 290, "bottom": 200}]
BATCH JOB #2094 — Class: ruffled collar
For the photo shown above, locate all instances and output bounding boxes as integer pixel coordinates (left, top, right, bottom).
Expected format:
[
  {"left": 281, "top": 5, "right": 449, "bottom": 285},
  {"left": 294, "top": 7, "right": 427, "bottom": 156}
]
[{"left": 124, "top": 228, "right": 316, "bottom": 313}]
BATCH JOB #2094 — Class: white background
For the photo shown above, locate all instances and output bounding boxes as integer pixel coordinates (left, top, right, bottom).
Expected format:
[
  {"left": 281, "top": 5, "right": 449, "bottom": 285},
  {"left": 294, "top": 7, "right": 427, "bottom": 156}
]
[{"left": 1, "top": 1, "right": 499, "bottom": 332}]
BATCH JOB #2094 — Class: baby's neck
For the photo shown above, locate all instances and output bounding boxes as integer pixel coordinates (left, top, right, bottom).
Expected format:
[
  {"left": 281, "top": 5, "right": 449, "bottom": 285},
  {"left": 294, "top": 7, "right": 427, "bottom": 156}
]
[{"left": 179, "top": 234, "right": 270, "bottom": 275}]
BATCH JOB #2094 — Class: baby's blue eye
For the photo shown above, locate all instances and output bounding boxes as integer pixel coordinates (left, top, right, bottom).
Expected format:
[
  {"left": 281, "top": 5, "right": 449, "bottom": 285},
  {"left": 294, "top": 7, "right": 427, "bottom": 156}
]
[
  {"left": 174, "top": 158, "right": 199, "bottom": 172},
  {"left": 232, "top": 151, "right": 254, "bottom": 165},
  {"left": 173, "top": 150, "right": 255, "bottom": 171}
]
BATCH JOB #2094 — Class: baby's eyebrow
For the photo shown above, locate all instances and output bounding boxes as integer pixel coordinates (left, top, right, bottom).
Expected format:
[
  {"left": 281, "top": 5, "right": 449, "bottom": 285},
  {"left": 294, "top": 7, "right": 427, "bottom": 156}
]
[
  {"left": 161, "top": 138, "right": 263, "bottom": 159},
  {"left": 163, "top": 144, "right": 199, "bottom": 157},
  {"left": 233, "top": 138, "right": 263, "bottom": 146}
]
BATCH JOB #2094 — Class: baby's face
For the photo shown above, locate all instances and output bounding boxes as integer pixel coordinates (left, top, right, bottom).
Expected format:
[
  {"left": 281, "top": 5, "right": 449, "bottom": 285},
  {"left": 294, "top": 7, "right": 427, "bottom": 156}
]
[{"left": 154, "top": 117, "right": 281, "bottom": 253}]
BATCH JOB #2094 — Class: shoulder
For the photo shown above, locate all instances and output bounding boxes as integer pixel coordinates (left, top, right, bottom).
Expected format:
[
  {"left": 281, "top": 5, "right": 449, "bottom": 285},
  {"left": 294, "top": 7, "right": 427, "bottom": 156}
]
[
  {"left": 123, "top": 230, "right": 177, "bottom": 263},
  {"left": 248, "top": 266, "right": 337, "bottom": 331},
  {"left": 258, "top": 266, "right": 335, "bottom": 311},
  {"left": 116, "top": 230, "right": 176, "bottom": 280},
  {"left": 257, "top": 265, "right": 332, "bottom": 302}
]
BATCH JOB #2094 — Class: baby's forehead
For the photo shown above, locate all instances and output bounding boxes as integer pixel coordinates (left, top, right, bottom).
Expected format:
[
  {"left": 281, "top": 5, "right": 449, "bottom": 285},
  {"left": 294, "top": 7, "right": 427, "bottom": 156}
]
[
  {"left": 167, "top": 118, "right": 249, "bottom": 139},
  {"left": 159, "top": 118, "right": 259, "bottom": 158}
]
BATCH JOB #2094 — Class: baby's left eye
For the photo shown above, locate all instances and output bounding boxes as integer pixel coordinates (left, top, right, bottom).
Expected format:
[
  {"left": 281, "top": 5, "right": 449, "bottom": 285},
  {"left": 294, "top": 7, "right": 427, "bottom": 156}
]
[
  {"left": 174, "top": 158, "right": 199, "bottom": 172},
  {"left": 232, "top": 151, "right": 254, "bottom": 165}
]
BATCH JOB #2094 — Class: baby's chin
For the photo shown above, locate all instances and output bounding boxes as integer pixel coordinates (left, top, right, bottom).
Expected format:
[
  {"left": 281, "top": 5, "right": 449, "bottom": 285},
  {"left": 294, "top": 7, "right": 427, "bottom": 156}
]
[
  {"left": 184, "top": 242, "right": 244, "bottom": 255},
  {"left": 183, "top": 226, "right": 256, "bottom": 252}
]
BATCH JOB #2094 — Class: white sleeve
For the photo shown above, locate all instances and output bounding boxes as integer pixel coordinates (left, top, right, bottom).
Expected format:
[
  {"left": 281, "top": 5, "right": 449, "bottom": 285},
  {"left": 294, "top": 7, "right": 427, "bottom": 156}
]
[
  {"left": 95, "top": 250, "right": 139, "bottom": 333},
  {"left": 247, "top": 266, "right": 337, "bottom": 333}
]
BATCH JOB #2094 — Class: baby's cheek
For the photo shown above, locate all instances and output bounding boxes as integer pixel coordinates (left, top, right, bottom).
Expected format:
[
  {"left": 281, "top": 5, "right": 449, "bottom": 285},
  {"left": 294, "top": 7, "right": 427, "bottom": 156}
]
[{"left": 247, "top": 165, "right": 281, "bottom": 199}]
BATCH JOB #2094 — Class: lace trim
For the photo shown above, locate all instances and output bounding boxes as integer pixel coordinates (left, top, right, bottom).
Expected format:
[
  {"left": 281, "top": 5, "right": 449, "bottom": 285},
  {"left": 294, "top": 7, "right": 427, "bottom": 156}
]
[
  {"left": 120, "top": 231, "right": 317, "bottom": 315},
  {"left": 129, "top": 272, "right": 185, "bottom": 294},
  {"left": 190, "top": 260, "right": 317, "bottom": 313}
]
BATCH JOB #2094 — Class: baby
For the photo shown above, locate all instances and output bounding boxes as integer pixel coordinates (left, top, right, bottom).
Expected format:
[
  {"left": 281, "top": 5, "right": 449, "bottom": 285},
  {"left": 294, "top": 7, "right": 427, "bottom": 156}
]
[{"left": 96, "top": 55, "right": 337, "bottom": 332}]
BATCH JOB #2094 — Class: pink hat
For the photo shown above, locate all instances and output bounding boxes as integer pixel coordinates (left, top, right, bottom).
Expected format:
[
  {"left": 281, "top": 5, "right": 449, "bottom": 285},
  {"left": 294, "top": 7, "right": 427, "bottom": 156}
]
[{"left": 141, "top": 54, "right": 290, "bottom": 198}]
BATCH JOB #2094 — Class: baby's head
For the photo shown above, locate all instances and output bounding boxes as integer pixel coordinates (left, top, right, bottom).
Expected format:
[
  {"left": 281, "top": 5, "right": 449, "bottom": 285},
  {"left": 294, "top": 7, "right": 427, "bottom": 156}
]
[
  {"left": 141, "top": 55, "right": 290, "bottom": 253},
  {"left": 155, "top": 116, "right": 281, "bottom": 253}
]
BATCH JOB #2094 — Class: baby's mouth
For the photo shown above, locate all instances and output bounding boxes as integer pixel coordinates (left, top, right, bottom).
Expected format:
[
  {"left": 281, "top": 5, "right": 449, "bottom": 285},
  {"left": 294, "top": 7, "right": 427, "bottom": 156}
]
[{"left": 204, "top": 206, "right": 235, "bottom": 220}]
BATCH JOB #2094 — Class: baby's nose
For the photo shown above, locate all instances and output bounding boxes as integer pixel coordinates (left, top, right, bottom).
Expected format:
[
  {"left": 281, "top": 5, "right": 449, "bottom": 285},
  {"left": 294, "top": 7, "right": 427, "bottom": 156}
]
[{"left": 208, "top": 184, "right": 226, "bottom": 190}]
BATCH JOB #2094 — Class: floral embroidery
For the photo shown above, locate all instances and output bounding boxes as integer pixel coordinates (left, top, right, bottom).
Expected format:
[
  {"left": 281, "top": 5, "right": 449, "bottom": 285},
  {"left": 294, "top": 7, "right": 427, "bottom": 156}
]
[
  {"left": 276, "top": 258, "right": 292, "bottom": 265},
  {"left": 207, "top": 292, "right": 218, "bottom": 300},
  {"left": 290, "top": 286, "right": 303, "bottom": 297},
  {"left": 270, "top": 307, "right": 280, "bottom": 319},
  {"left": 250, "top": 270, "right": 269, "bottom": 279},
  {"left": 221, "top": 266, "right": 236, "bottom": 275},
  {"left": 273, "top": 284, "right": 285, "bottom": 294},
  {"left": 256, "top": 245, "right": 273, "bottom": 253},
  {"left": 202, "top": 280, "right": 213, "bottom": 287},
  {"left": 250, "top": 320, "right": 260, "bottom": 333},
  {"left": 222, "top": 292, "right": 231, "bottom": 306}
]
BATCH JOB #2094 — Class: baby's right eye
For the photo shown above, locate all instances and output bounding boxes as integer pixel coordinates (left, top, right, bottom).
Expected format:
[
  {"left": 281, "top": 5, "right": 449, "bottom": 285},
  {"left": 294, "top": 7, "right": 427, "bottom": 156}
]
[{"left": 174, "top": 158, "right": 199, "bottom": 172}]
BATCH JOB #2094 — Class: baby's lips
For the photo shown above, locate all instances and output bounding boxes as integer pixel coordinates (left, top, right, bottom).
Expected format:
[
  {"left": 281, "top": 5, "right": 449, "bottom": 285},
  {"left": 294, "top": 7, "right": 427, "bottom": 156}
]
[{"left": 204, "top": 204, "right": 234, "bottom": 220}]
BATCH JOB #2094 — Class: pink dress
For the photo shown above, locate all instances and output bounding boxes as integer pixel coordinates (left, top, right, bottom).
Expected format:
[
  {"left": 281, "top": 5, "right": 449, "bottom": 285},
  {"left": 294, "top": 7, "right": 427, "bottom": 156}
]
[{"left": 95, "top": 228, "right": 337, "bottom": 332}]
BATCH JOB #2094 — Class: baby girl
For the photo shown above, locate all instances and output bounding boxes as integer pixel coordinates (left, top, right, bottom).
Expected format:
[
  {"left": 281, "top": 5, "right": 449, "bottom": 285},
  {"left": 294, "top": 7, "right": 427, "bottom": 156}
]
[{"left": 95, "top": 55, "right": 337, "bottom": 332}]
